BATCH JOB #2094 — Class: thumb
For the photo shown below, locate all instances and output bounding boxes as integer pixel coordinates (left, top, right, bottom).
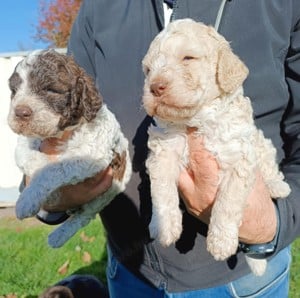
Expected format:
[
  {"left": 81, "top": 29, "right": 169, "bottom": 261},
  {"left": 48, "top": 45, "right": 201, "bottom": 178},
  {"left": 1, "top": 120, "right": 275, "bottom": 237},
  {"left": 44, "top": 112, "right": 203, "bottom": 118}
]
[{"left": 178, "top": 167, "right": 195, "bottom": 196}]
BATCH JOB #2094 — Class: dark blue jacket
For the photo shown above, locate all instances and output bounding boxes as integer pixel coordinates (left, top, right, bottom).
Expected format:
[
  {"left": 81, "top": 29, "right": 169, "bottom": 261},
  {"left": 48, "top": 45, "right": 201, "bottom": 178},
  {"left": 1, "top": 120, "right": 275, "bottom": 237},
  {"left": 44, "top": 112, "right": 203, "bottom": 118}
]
[{"left": 68, "top": 0, "right": 300, "bottom": 291}]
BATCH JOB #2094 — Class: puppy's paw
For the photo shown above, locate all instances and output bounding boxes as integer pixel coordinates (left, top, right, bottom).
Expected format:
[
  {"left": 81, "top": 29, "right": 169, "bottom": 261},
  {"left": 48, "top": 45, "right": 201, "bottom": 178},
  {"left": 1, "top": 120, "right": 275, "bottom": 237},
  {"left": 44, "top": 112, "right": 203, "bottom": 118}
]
[
  {"left": 48, "top": 232, "right": 67, "bottom": 248},
  {"left": 149, "top": 209, "right": 182, "bottom": 247},
  {"left": 48, "top": 226, "right": 71, "bottom": 248},
  {"left": 15, "top": 189, "right": 41, "bottom": 219},
  {"left": 207, "top": 225, "right": 238, "bottom": 260},
  {"left": 48, "top": 215, "right": 89, "bottom": 248},
  {"left": 268, "top": 180, "right": 291, "bottom": 198}
]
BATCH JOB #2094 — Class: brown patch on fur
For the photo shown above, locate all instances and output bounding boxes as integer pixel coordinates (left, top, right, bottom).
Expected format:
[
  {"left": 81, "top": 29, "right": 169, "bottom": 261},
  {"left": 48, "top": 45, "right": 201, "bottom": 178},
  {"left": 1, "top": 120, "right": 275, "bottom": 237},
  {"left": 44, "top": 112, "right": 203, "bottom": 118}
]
[
  {"left": 111, "top": 151, "right": 127, "bottom": 181},
  {"left": 39, "top": 285, "right": 74, "bottom": 298},
  {"left": 28, "top": 50, "right": 103, "bottom": 130}
]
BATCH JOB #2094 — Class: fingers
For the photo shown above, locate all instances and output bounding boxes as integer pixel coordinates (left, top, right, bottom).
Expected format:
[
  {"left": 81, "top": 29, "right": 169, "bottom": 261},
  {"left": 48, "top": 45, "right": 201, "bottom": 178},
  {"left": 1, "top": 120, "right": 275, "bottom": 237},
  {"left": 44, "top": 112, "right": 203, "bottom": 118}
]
[
  {"left": 178, "top": 167, "right": 194, "bottom": 195},
  {"left": 88, "top": 167, "right": 113, "bottom": 195},
  {"left": 178, "top": 130, "right": 219, "bottom": 221},
  {"left": 84, "top": 167, "right": 113, "bottom": 187}
]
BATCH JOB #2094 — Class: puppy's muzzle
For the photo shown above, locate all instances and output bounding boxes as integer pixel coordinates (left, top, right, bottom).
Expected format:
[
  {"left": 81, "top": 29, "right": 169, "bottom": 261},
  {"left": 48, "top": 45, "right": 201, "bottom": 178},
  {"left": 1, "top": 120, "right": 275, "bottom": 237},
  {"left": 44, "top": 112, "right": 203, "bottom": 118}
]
[
  {"left": 14, "top": 105, "right": 33, "bottom": 121},
  {"left": 150, "top": 81, "right": 168, "bottom": 97}
]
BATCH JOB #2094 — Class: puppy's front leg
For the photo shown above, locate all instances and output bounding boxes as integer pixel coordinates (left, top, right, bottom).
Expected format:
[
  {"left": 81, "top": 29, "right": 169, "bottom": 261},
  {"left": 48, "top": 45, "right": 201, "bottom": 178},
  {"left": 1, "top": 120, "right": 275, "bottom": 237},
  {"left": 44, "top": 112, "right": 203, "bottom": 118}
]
[
  {"left": 16, "top": 157, "right": 107, "bottom": 219},
  {"left": 147, "top": 130, "right": 187, "bottom": 247},
  {"left": 147, "top": 150, "right": 183, "bottom": 246},
  {"left": 48, "top": 185, "right": 119, "bottom": 247}
]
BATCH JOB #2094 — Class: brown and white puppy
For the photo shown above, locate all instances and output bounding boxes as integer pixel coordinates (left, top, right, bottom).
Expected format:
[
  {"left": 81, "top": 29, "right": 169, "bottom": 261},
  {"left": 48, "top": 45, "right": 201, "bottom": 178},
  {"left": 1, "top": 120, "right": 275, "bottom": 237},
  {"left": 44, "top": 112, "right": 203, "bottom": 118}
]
[
  {"left": 8, "top": 50, "right": 132, "bottom": 248},
  {"left": 142, "top": 19, "right": 290, "bottom": 275}
]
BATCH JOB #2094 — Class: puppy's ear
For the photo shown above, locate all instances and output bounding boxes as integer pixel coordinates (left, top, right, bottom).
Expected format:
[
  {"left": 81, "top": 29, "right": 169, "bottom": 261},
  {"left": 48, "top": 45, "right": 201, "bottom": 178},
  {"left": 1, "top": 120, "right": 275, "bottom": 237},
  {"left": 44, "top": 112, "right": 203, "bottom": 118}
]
[
  {"left": 217, "top": 45, "right": 249, "bottom": 94},
  {"left": 74, "top": 75, "right": 103, "bottom": 122}
]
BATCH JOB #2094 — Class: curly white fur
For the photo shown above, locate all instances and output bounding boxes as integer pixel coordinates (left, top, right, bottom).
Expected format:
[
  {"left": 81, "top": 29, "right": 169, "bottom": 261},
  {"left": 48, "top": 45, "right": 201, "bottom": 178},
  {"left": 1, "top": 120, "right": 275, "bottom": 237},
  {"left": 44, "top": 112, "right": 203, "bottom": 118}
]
[
  {"left": 142, "top": 19, "right": 290, "bottom": 276},
  {"left": 8, "top": 50, "right": 131, "bottom": 248}
]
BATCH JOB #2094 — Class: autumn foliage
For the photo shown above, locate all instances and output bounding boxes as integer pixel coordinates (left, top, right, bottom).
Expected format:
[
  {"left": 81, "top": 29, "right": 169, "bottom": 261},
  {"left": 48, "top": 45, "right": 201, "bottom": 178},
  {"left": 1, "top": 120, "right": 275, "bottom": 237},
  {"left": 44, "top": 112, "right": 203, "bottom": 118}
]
[{"left": 35, "top": 0, "right": 82, "bottom": 48}]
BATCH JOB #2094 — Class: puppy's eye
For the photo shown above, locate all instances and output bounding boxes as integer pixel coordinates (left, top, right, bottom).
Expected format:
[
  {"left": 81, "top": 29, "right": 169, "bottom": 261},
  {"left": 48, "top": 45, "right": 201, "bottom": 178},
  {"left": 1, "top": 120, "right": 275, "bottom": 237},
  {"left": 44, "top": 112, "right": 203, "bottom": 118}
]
[
  {"left": 46, "top": 88, "right": 65, "bottom": 95},
  {"left": 47, "top": 88, "right": 59, "bottom": 94},
  {"left": 183, "top": 56, "right": 195, "bottom": 61},
  {"left": 10, "top": 88, "right": 17, "bottom": 98}
]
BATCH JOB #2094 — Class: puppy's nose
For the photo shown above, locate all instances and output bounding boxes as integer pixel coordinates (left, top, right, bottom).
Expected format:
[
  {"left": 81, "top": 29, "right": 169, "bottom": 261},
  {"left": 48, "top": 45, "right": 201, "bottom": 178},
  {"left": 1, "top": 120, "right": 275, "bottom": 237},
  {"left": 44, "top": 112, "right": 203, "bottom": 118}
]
[
  {"left": 150, "top": 82, "right": 167, "bottom": 97},
  {"left": 15, "top": 105, "right": 32, "bottom": 120}
]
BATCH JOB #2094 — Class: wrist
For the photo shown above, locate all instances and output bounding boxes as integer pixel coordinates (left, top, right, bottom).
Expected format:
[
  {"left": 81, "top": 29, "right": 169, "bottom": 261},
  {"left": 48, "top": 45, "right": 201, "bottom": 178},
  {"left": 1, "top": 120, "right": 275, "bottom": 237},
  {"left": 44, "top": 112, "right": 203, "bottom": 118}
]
[
  {"left": 239, "top": 202, "right": 280, "bottom": 259},
  {"left": 239, "top": 190, "right": 277, "bottom": 244},
  {"left": 36, "top": 209, "right": 69, "bottom": 225}
]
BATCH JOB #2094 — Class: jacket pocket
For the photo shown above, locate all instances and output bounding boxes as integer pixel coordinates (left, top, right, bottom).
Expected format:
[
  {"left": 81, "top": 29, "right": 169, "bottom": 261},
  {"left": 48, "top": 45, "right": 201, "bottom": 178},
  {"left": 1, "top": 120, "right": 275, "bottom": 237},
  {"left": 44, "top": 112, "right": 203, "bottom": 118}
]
[
  {"left": 106, "top": 245, "right": 118, "bottom": 280},
  {"left": 229, "top": 246, "right": 291, "bottom": 297}
]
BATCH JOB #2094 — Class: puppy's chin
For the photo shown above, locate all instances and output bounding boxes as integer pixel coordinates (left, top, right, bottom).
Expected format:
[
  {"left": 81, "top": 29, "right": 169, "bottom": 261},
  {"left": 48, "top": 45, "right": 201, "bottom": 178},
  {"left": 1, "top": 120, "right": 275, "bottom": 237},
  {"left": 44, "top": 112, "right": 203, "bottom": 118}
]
[
  {"left": 155, "top": 103, "right": 198, "bottom": 122},
  {"left": 143, "top": 102, "right": 197, "bottom": 123},
  {"left": 9, "top": 120, "right": 61, "bottom": 139},
  {"left": 143, "top": 94, "right": 199, "bottom": 123}
]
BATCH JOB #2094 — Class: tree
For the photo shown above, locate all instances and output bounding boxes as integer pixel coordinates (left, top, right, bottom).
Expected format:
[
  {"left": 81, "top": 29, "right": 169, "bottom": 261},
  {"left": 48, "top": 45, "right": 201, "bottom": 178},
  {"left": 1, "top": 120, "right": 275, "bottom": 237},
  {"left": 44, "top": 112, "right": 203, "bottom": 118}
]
[{"left": 35, "top": 0, "right": 82, "bottom": 48}]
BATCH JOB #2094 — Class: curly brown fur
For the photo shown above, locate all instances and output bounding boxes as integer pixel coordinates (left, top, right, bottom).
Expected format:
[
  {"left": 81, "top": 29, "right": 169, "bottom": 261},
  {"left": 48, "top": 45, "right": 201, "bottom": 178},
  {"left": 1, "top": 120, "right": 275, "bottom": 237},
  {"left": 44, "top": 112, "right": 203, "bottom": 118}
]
[
  {"left": 31, "top": 51, "right": 102, "bottom": 129},
  {"left": 8, "top": 50, "right": 102, "bottom": 138}
]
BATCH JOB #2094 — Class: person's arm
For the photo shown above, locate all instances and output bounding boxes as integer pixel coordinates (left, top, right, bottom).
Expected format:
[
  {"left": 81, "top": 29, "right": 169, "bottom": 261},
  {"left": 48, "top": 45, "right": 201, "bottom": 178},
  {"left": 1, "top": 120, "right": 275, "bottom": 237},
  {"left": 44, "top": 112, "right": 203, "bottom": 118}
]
[
  {"left": 178, "top": 131, "right": 277, "bottom": 245},
  {"left": 274, "top": 11, "right": 300, "bottom": 252},
  {"left": 179, "top": 11, "right": 300, "bottom": 250},
  {"left": 67, "top": 0, "right": 96, "bottom": 78}
]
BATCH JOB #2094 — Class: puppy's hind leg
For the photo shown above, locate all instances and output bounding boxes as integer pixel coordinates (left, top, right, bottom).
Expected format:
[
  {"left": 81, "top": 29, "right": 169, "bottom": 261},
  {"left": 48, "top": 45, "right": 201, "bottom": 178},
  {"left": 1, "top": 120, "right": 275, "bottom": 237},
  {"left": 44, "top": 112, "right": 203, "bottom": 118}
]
[
  {"left": 16, "top": 158, "right": 106, "bottom": 219},
  {"left": 48, "top": 213, "right": 92, "bottom": 248}
]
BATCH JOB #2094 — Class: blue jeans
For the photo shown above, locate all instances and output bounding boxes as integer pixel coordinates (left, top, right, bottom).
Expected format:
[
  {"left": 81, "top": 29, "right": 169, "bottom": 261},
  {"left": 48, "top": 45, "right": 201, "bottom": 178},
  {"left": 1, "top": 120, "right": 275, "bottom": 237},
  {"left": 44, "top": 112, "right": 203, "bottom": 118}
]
[{"left": 106, "top": 246, "right": 291, "bottom": 298}]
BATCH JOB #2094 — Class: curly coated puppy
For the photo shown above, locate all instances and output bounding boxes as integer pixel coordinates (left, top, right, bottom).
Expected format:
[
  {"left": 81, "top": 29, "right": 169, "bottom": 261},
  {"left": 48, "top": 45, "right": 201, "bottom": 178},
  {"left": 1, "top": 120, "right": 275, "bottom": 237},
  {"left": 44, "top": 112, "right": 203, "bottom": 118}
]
[
  {"left": 8, "top": 50, "right": 131, "bottom": 248},
  {"left": 142, "top": 19, "right": 290, "bottom": 275}
]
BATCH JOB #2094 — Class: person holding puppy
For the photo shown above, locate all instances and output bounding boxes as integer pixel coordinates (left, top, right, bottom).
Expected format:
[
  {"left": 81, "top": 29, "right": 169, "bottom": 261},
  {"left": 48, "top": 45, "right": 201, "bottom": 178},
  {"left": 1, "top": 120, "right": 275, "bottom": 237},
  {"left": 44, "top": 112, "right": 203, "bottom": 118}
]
[{"left": 38, "top": 0, "right": 300, "bottom": 297}]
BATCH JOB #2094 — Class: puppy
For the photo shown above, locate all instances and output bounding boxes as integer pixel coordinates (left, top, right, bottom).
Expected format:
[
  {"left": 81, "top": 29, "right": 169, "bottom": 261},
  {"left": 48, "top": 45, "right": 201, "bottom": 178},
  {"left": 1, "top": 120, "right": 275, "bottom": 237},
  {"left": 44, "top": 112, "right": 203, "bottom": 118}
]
[
  {"left": 8, "top": 50, "right": 131, "bottom": 248},
  {"left": 142, "top": 19, "right": 290, "bottom": 275}
]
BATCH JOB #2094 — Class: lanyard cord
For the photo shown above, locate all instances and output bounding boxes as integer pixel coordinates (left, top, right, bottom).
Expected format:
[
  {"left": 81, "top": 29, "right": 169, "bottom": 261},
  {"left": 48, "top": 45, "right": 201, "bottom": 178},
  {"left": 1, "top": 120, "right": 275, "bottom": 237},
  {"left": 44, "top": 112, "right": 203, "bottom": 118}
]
[{"left": 214, "top": 0, "right": 228, "bottom": 32}]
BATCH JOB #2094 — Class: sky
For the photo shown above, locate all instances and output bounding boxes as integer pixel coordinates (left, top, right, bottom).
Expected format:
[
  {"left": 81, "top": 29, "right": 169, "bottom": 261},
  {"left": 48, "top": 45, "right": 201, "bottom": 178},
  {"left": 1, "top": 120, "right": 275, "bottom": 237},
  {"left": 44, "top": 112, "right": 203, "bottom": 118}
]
[{"left": 0, "top": 1, "right": 48, "bottom": 54}]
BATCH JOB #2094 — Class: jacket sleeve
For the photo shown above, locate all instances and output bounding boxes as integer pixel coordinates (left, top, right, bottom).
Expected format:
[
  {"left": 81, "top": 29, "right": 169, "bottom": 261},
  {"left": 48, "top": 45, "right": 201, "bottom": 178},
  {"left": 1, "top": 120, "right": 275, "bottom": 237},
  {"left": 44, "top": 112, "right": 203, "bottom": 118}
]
[
  {"left": 275, "top": 12, "right": 300, "bottom": 252},
  {"left": 67, "top": 0, "right": 96, "bottom": 80}
]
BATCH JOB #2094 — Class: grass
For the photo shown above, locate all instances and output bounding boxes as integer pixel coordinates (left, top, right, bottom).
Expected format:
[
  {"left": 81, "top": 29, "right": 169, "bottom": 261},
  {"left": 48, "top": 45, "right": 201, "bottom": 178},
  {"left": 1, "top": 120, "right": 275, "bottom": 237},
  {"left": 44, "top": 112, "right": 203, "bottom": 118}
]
[
  {"left": 290, "top": 240, "right": 300, "bottom": 298},
  {"left": 0, "top": 215, "right": 107, "bottom": 297},
  {"left": 0, "top": 214, "right": 299, "bottom": 297}
]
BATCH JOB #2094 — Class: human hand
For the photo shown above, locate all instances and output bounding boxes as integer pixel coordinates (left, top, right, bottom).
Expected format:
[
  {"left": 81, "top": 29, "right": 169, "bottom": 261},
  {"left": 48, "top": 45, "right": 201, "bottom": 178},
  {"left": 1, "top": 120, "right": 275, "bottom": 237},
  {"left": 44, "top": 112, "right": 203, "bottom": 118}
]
[
  {"left": 42, "top": 167, "right": 113, "bottom": 212},
  {"left": 28, "top": 136, "right": 113, "bottom": 212},
  {"left": 178, "top": 129, "right": 277, "bottom": 244},
  {"left": 178, "top": 128, "right": 219, "bottom": 224}
]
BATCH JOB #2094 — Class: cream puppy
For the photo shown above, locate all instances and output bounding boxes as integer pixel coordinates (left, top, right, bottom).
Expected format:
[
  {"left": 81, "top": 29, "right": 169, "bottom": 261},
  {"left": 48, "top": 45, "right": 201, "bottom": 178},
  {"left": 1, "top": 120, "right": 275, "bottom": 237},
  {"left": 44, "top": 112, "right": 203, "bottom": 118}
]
[{"left": 142, "top": 19, "right": 290, "bottom": 275}]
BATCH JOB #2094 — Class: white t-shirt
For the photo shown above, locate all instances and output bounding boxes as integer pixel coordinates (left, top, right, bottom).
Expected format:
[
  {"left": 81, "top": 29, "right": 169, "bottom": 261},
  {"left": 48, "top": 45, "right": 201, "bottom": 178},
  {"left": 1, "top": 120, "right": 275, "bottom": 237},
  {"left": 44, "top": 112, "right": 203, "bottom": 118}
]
[{"left": 163, "top": 3, "right": 173, "bottom": 26}]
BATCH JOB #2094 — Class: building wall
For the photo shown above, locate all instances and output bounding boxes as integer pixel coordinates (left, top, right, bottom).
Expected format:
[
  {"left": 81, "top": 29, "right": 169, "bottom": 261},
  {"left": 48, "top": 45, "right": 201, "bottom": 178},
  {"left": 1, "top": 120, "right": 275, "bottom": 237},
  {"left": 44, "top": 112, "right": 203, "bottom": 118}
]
[
  {"left": 0, "top": 53, "right": 25, "bottom": 205},
  {"left": 0, "top": 49, "right": 66, "bottom": 205}
]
